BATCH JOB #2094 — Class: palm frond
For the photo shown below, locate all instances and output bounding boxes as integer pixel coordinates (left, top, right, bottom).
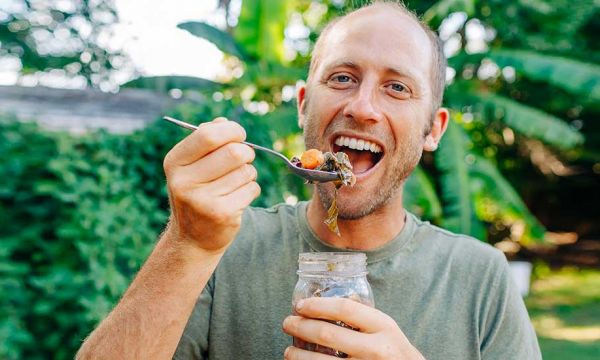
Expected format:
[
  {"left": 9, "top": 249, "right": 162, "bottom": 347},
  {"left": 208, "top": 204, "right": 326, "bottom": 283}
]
[
  {"left": 470, "top": 155, "right": 546, "bottom": 243},
  {"left": 177, "top": 22, "right": 249, "bottom": 60},
  {"left": 243, "top": 62, "right": 307, "bottom": 87},
  {"left": 403, "top": 165, "right": 443, "bottom": 221},
  {"left": 490, "top": 49, "right": 600, "bottom": 103},
  {"left": 423, "top": 0, "right": 475, "bottom": 24},
  {"left": 471, "top": 92, "right": 584, "bottom": 150},
  {"left": 436, "top": 120, "right": 486, "bottom": 239},
  {"left": 234, "top": 0, "right": 288, "bottom": 63},
  {"left": 258, "top": 103, "right": 299, "bottom": 140}
]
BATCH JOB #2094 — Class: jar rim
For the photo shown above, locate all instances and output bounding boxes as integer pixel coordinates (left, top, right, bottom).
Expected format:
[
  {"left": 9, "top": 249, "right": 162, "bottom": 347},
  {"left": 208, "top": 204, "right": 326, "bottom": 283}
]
[
  {"left": 298, "top": 252, "right": 367, "bottom": 262},
  {"left": 297, "top": 252, "right": 367, "bottom": 276}
]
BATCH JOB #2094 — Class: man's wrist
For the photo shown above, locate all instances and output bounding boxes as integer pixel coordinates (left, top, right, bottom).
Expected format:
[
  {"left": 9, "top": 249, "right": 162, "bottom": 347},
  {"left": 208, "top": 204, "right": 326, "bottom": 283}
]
[{"left": 158, "top": 227, "right": 227, "bottom": 269}]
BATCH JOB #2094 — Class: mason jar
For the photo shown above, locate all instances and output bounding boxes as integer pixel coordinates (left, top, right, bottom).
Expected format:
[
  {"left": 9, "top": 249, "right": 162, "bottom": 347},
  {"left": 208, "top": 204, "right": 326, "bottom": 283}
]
[{"left": 292, "top": 252, "right": 374, "bottom": 358}]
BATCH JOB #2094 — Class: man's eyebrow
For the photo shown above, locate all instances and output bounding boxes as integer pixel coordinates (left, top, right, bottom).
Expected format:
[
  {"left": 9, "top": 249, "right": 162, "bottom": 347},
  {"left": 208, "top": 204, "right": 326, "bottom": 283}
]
[
  {"left": 322, "top": 61, "right": 422, "bottom": 83},
  {"left": 384, "top": 66, "right": 421, "bottom": 83},
  {"left": 321, "top": 60, "right": 360, "bottom": 74}
]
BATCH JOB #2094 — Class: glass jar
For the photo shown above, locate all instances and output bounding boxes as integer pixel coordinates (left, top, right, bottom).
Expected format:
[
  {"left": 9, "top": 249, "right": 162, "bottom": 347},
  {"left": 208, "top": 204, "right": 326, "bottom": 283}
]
[{"left": 292, "top": 252, "right": 374, "bottom": 358}]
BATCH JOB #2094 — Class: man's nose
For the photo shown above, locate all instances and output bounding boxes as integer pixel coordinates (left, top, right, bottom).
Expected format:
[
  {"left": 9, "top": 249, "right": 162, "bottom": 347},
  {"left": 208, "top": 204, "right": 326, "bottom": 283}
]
[{"left": 342, "top": 81, "right": 384, "bottom": 123}]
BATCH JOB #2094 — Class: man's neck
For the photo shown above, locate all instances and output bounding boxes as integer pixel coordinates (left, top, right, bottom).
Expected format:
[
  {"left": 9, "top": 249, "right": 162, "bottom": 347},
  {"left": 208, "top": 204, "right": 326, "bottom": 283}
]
[{"left": 306, "top": 189, "right": 406, "bottom": 250}]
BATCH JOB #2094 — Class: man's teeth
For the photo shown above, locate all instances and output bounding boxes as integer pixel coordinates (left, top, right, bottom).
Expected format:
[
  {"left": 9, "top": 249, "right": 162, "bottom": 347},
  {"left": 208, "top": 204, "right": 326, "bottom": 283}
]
[{"left": 334, "top": 136, "right": 382, "bottom": 153}]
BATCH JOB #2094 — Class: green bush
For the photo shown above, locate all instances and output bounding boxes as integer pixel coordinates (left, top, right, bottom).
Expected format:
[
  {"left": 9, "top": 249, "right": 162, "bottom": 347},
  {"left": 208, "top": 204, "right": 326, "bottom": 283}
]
[{"left": 0, "top": 99, "right": 307, "bottom": 359}]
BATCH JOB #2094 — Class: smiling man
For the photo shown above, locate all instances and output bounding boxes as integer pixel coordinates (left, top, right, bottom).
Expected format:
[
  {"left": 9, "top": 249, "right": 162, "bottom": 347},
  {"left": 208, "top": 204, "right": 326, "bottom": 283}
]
[{"left": 77, "top": 1, "right": 541, "bottom": 359}]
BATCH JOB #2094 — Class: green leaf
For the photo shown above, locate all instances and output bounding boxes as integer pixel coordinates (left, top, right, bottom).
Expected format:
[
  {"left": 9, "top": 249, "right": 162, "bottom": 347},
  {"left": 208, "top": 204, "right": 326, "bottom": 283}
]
[
  {"left": 243, "top": 61, "right": 307, "bottom": 87},
  {"left": 259, "top": 104, "right": 300, "bottom": 140},
  {"left": 436, "top": 120, "right": 486, "bottom": 239},
  {"left": 403, "top": 165, "right": 443, "bottom": 220},
  {"left": 423, "top": 0, "right": 475, "bottom": 24},
  {"left": 490, "top": 49, "right": 600, "bottom": 102},
  {"left": 122, "top": 76, "right": 223, "bottom": 93},
  {"left": 177, "top": 22, "right": 249, "bottom": 60},
  {"left": 234, "top": 0, "right": 289, "bottom": 63},
  {"left": 471, "top": 92, "right": 584, "bottom": 150},
  {"left": 470, "top": 155, "right": 546, "bottom": 242}
]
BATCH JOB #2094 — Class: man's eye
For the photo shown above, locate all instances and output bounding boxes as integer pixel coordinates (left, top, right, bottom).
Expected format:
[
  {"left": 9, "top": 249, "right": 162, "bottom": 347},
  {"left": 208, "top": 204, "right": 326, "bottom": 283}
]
[
  {"left": 390, "top": 83, "right": 406, "bottom": 92},
  {"left": 333, "top": 75, "right": 351, "bottom": 83}
]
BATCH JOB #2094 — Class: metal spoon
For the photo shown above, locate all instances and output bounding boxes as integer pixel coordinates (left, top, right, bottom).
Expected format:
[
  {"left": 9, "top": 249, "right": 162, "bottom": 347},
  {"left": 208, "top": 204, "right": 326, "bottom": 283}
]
[{"left": 162, "top": 116, "right": 340, "bottom": 183}]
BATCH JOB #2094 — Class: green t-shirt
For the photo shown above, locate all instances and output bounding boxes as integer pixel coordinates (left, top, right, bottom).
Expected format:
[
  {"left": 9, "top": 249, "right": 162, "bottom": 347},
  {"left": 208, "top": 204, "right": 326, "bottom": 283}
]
[{"left": 174, "top": 202, "right": 541, "bottom": 359}]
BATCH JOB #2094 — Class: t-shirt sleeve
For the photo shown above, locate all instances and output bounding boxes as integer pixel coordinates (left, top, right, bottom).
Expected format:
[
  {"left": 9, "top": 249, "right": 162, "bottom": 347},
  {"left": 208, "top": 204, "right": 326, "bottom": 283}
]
[
  {"left": 172, "top": 277, "right": 214, "bottom": 360},
  {"left": 479, "top": 252, "right": 542, "bottom": 359}
]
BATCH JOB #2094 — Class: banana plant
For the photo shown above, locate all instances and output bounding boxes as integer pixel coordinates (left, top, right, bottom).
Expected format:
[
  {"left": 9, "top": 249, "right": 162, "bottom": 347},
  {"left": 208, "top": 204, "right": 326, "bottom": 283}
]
[{"left": 123, "top": 0, "right": 599, "bottom": 244}]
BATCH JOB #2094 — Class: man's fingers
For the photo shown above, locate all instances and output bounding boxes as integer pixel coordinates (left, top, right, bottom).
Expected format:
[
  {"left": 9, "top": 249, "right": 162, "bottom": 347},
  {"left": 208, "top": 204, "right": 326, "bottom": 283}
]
[
  {"left": 294, "top": 297, "right": 392, "bottom": 333},
  {"left": 165, "top": 119, "right": 246, "bottom": 167},
  {"left": 282, "top": 316, "right": 368, "bottom": 358},
  {"left": 221, "top": 180, "right": 261, "bottom": 210},
  {"left": 177, "top": 142, "right": 255, "bottom": 183},
  {"left": 284, "top": 346, "right": 337, "bottom": 360},
  {"left": 207, "top": 164, "right": 258, "bottom": 196}
]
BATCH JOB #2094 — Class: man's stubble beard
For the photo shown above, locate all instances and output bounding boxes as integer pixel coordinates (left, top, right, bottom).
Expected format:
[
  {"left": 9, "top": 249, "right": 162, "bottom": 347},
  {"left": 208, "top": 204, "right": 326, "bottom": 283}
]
[{"left": 302, "top": 109, "right": 426, "bottom": 220}]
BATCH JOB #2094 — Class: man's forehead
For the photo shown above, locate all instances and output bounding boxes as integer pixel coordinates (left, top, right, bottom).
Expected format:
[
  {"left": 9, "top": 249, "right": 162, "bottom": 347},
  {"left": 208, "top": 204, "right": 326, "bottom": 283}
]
[{"left": 314, "top": 5, "right": 432, "bottom": 80}]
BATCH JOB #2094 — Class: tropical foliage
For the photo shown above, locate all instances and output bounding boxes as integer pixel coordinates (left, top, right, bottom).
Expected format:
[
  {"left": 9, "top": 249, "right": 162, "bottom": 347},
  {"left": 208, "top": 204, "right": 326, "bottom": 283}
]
[
  {"left": 0, "top": 98, "right": 304, "bottom": 358},
  {"left": 126, "top": 0, "right": 599, "bottom": 244},
  {"left": 1, "top": 0, "right": 599, "bottom": 358}
]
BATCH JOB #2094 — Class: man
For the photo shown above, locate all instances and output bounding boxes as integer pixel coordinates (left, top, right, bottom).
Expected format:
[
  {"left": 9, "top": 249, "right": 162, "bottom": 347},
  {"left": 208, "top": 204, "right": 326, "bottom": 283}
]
[{"left": 77, "top": 1, "right": 541, "bottom": 359}]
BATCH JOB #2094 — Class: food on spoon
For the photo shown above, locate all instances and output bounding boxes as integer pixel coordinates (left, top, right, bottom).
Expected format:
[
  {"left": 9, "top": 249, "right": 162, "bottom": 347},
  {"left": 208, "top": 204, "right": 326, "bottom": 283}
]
[
  {"left": 315, "top": 152, "right": 356, "bottom": 187},
  {"left": 299, "top": 149, "right": 325, "bottom": 169},
  {"left": 292, "top": 150, "right": 356, "bottom": 236},
  {"left": 292, "top": 150, "right": 356, "bottom": 187}
]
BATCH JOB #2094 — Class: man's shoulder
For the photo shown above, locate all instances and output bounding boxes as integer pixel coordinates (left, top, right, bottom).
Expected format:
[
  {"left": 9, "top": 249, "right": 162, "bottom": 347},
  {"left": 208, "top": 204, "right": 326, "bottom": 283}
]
[
  {"left": 409, "top": 213, "right": 506, "bottom": 268},
  {"left": 230, "top": 202, "right": 303, "bottom": 248},
  {"left": 245, "top": 202, "right": 299, "bottom": 218},
  {"left": 241, "top": 202, "right": 300, "bottom": 232}
]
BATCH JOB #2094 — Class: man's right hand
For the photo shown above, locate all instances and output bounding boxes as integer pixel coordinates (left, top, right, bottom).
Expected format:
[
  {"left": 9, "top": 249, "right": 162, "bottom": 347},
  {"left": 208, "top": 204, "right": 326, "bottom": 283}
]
[
  {"left": 162, "top": 117, "right": 261, "bottom": 253},
  {"left": 77, "top": 118, "right": 258, "bottom": 360}
]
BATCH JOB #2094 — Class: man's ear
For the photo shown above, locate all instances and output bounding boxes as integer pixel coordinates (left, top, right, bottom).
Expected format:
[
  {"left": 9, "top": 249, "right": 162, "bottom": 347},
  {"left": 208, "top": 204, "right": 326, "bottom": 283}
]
[
  {"left": 297, "top": 85, "right": 306, "bottom": 129},
  {"left": 424, "top": 108, "right": 449, "bottom": 152}
]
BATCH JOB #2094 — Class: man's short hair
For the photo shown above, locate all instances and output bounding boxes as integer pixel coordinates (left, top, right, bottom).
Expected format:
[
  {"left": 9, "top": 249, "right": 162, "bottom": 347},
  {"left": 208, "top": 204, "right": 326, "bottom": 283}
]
[{"left": 307, "top": 0, "right": 447, "bottom": 119}]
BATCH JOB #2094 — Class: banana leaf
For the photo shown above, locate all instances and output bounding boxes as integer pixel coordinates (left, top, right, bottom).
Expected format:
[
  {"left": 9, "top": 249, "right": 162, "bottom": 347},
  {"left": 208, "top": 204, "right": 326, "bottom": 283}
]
[
  {"left": 234, "top": 0, "right": 289, "bottom": 64},
  {"left": 436, "top": 120, "right": 486, "bottom": 239},
  {"left": 470, "top": 92, "right": 584, "bottom": 150},
  {"left": 177, "top": 22, "right": 249, "bottom": 61},
  {"left": 403, "top": 165, "right": 443, "bottom": 221},
  {"left": 470, "top": 155, "right": 546, "bottom": 243},
  {"left": 490, "top": 49, "right": 600, "bottom": 103}
]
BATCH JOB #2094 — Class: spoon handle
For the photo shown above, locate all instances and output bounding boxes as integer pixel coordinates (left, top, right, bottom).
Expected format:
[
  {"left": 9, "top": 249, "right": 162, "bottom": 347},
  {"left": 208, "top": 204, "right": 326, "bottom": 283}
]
[{"left": 163, "top": 116, "right": 290, "bottom": 163}]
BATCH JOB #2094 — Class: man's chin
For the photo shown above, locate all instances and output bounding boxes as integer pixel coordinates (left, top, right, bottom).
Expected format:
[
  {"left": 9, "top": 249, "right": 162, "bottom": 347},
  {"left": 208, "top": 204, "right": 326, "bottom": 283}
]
[{"left": 317, "top": 187, "right": 388, "bottom": 221}]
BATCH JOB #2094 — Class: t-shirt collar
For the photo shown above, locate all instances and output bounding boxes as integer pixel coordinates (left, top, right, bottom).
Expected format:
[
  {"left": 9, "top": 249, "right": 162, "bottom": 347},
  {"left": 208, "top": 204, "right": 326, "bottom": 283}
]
[{"left": 295, "top": 201, "right": 418, "bottom": 264}]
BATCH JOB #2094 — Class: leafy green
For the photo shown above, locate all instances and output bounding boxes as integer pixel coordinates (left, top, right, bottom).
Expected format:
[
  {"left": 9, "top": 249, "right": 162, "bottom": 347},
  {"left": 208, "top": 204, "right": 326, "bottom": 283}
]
[
  {"left": 470, "top": 155, "right": 546, "bottom": 243},
  {"left": 403, "top": 165, "right": 443, "bottom": 221},
  {"left": 490, "top": 49, "right": 600, "bottom": 103},
  {"left": 435, "top": 120, "right": 486, "bottom": 239},
  {"left": 234, "top": 0, "right": 289, "bottom": 63},
  {"left": 177, "top": 22, "right": 250, "bottom": 60},
  {"left": 468, "top": 92, "right": 584, "bottom": 150}
]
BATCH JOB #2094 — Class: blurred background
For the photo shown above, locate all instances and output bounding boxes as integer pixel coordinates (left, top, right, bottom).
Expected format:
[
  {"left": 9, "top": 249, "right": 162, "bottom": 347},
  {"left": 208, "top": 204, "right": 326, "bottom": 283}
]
[{"left": 0, "top": 0, "right": 598, "bottom": 358}]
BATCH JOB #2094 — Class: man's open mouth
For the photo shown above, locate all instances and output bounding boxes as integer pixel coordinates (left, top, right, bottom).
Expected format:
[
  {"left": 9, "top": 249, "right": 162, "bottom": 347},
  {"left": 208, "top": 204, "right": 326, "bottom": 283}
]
[{"left": 332, "top": 135, "right": 384, "bottom": 175}]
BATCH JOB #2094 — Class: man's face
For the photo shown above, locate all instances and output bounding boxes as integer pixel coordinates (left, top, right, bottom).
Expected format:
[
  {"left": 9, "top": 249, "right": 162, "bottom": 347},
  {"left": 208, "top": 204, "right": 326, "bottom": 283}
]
[{"left": 299, "top": 7, "right": 437, "bottom": 219}]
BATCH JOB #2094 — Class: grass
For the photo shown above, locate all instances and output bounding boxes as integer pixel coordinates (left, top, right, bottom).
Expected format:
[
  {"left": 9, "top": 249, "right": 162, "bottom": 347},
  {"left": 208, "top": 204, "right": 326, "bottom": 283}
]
[{"left": 525, "top": 264, "right": 600, "bottom": 360}]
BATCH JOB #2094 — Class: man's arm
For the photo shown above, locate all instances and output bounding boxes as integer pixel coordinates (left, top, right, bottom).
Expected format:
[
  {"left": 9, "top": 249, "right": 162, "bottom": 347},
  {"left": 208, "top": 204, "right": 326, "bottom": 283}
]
[
  {"left": 479, "top": 253, "right": 542, "bottom": 359},
  {"left": 76, "top": 118, "right": 260, "bottom": 359},
  {"left": 76, "top": 232, "right": 221, "bottom": 359}
]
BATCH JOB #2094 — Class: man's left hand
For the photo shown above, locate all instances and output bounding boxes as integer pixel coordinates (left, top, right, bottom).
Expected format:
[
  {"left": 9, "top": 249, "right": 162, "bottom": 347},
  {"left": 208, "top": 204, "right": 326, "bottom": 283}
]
[{"left": 282, "top": 297, "right": 425, "bottom": 359}]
